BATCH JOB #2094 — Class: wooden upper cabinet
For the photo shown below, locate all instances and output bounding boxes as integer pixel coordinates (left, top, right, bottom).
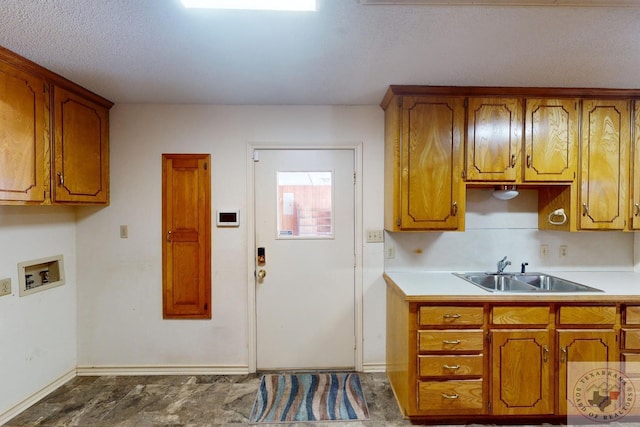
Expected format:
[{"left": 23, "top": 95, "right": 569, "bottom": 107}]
[
  {"left": 524, "top": 98, "right": 578, "bottom": 182},
  {"left": 579, "top": 99, "right": 630, "bottom": 230},
  {"left": 52, "top": 86, "right": 110, "bottom": 204},
  {"left": 0, "top": 60, "right": 49, "bottom": 203},
  {"left": 631, "top": 100, "right": 640, "bottom": 229},
  {"left": 465, "top": 97, "right": 523, "bottom": 182},
  {"left": 383, "top": 94, "right": 465, "bottom": 231}
]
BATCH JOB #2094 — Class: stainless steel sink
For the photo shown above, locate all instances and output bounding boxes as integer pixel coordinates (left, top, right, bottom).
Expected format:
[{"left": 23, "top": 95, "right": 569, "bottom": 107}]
[{"left": 453, "top": 272, "right": 604, "bottom": 293}]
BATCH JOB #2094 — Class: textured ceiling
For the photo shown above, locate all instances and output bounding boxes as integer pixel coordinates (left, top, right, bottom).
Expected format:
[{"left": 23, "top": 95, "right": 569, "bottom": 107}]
[{"left": 1, "top": 0, "right": 639, "bottom": 105}]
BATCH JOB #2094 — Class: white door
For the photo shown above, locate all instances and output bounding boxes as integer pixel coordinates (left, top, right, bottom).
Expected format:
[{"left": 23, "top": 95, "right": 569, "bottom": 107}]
[{"left": 254, "top": 148, "right": 355, "bottom": 370}]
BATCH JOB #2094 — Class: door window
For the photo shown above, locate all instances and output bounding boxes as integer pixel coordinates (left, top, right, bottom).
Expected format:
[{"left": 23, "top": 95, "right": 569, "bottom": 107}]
[{"left": 276, "top": 171, "right": 333, "bottom": 239}]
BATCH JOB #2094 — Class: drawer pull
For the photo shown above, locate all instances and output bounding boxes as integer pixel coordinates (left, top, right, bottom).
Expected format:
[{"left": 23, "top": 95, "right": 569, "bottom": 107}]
[
  {"left": 443, "top": 364, "right": 461, "bottom": 370},
  {"left": 441, "top": 393, "right": 459, "bottom": 399},
  {"left": 443, "top": 314, "right": 462, "bottom": 319},
  {"left": 442, "top": 340, "right": 461, "bottom": 345}
]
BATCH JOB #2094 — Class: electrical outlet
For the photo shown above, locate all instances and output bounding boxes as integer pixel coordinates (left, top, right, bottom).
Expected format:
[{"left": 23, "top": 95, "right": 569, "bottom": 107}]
[
  {"left": 540, "top": 244, "right": 549, "bottom": 258},
  {"left": 386, "top": 246, "right": 395, "bottom": 259},
  {"left": 559, "top": 245, "right": 568, "bottom": 258},
  {"left": 120, "top": 225, "right": 128, "bottom": 239},
  {"left": 0, "top": 278, "right": 11, "bottom": 297},
  {"left": 366, "top": 230, "right": 384, "bottom": 243}
]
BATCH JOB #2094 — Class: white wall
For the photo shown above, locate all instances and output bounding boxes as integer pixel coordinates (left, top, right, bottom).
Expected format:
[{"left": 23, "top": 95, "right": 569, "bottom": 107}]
[
  {"left": 0, "top": 206, "right": 77, "bottom": 415},
  {"left": 385, "top": 188, "right": 634, "bottom": 272},
  {"left": 76, "top": 104, "right": 387, "bottom": 370}
]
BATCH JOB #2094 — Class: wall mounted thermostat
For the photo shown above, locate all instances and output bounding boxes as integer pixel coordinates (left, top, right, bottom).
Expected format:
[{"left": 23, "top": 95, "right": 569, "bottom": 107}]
[{"left": 216, "top": 210, "right": 240, "bottom": 227}]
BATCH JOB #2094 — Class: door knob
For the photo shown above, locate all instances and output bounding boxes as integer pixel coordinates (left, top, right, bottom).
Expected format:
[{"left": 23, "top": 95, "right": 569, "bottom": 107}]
[{"left": 257, "top": 269, "right": 266, "bottom": 280}]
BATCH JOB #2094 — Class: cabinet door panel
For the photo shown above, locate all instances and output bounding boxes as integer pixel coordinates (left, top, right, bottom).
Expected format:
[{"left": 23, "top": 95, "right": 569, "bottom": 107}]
[
  {"left": 558, "top": 329, "right": 617, "bottom": 415},
  {"left": 466, "top": 97, "right": 522, "bottom": 182},
  {"left": 491, "top": 329, "right": 552, "bottom": 415},
  {"left": 580, "top": 99, "right": 629, "bottom": 230},
  {"left": 53, "top": 86, "right": 109, "bottom": 204},
  {"left": 0, "top": 61, "right": 48, "bottom": 202},
  {"left": 400, "top": 96, "right": 464, "bottom": 230},
  {"left": 524, "top": 98, "right": 577, "bottom": 182}
]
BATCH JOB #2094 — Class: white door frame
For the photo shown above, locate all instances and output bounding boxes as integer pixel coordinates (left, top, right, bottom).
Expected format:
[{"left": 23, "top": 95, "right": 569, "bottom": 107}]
[{"left": 246, "top": 143, "right": 364, "bottom": 373}]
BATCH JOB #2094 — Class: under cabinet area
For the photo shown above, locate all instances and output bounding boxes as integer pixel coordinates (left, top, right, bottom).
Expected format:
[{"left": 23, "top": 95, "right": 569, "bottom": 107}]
[
  {"left": 386, "top": 278, "right": 635, "bottom": 423},
  {"left": 0, "top": 45, "right": 112, "bottom": 206}
]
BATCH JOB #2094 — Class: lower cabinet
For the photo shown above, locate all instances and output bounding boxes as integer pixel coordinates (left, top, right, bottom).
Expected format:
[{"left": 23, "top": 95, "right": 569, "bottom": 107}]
[{"left": 386, "top": 286, "right": 625, "bottom": 423}]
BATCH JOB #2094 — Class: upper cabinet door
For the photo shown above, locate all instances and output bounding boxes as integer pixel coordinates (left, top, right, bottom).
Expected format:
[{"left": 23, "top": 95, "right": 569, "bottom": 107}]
[
  {"left": 580, "top": 99, "right": 630, "bottom": 230},
  {"left": 631, "top": 100, "right": 640, "bottom": 230},
  {"left": 52, "top": 86, "right": 110, "bottom": 204},
  {"left": 466, "top": 97, "right": 522, "bottom": 182},
  {"left": 524, "top": 98, "right": 578, "bottom": 182},
  {"left": 0, "top": 61, "right": 49, "bottom": 203},
  {"left": 400, "top": 96, "right": 465, "bottom": 230}
]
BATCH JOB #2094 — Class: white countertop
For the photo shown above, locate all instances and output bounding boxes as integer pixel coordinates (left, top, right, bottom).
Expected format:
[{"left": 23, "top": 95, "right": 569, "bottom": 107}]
[{"left": 384, "top": 270, "right": 640, "bottom": 299}]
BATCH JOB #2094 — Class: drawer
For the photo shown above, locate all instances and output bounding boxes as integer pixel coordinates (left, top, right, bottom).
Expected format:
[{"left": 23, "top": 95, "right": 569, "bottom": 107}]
[
  {"left": 418, "top": 330, "right": 484, "bottom": 352},
  {"left": 558, "top": 306, "right": 616, "bottom": 325},
  {"left": 623, "top": 329, "right": 640, "bottom": 350},
  {"left": 492, "top": 306, "right": 549, "bottom": 325},
  {"left": 417, "top": 380, "right": 483, "bottom": 412},
  {"left": 625, "top": 306, "right": 640, "bottom": 325},
  {"left": 419, "top": 306, "right": 483, "bottom": 326},
  {"left": 418, "top": 354, "right": 483, "bottom": 377},
  {"left": 622, "top": 353, "right": 640, "bottom": 377}
]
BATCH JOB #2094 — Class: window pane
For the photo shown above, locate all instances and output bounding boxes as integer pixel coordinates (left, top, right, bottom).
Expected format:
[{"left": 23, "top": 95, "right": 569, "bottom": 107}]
[{"left": 277, "top": 171, "right": 333, "bottom": 238}]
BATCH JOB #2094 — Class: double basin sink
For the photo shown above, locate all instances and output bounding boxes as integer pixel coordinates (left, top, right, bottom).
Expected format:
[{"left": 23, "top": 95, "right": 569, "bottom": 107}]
[{"left": 453, "top": 272, "right": 603, "bottom": 293}]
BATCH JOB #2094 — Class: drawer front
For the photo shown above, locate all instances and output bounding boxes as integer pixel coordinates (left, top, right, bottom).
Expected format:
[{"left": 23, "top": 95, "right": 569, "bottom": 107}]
[
  {"left": 623, "top": 329, "right": 640, "bottom": 350},
  {"left": 558, "top": 306, "right": 616, "bottom": 325},
  {"left": 419, "top": 306, "right": 483, "bottom": 326},
  {"left": 418, "top": 355, "right": 483, "bottom": 377},
  {"left": 417, "top": 380, "right": 483, "bottom": 412},
  {"left": 625, "top": 306, "right": 640, "bottom": 325},
  {"left": 418, "top": 330, "right": 484, "bottom": 352},
  {"left": 622, "top": 353, "right": 640, "bottom": 377},
  {"left": 492, "top": 306, "right": 549, "bottom": 325}
]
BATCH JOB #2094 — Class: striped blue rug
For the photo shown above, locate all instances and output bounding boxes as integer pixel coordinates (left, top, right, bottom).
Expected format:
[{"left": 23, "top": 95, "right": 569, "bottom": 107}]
[{"left": 249, "top": 372, "right": 370, "bottom": 423}]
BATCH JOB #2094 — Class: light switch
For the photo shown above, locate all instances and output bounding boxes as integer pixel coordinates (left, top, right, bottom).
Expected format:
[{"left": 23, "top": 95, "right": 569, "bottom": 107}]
[{"left": 120, "top": 225, "right": 128, "bottom": 239}]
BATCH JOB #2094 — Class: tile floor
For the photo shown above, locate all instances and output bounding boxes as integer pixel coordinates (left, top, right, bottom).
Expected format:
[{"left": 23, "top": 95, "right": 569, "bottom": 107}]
[{"left": 3, "top": 372, "right": 638, "bottom": 426}]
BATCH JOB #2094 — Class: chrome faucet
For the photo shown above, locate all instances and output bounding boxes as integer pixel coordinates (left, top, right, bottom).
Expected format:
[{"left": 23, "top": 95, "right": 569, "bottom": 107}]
[{"left": 496, "top": 256, "right": 511, "bottom": 274}]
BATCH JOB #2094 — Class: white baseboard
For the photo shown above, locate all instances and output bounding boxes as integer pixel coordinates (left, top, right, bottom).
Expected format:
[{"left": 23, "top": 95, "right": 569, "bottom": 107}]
[
  {"left": 362, "top": 362, "right": 386, "bottom": 373},
  {"left": 76, "top": 364, "right": 250, "bottom": 376},
  {"left": 0, "top": 368, "right": 76, "bottom": 426}
]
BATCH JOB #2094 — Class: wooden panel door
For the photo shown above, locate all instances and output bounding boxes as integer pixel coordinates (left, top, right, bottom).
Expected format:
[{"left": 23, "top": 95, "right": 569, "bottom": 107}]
[
  {"left": 466, "top": 97, "right": 522, "bottom": 182},
  {"left": 162, "top": 154, "right": 211, "bottom": 319},
  {"left": 491, "top": 329, "right": 553, "bottom": 416},
  {"left": 579, "top": 99, "right": 629, "bottom": 230},
  {"left": 400, "top": 96, "right": 464, "bottom": 230},
  {"left": 0, "top": 60, "right": 49, "bottom": 203},
  {"left": 524, "top": 98, "right": 578, "bottom": 182},
  {"left": 558, "top": 329, "right": 617, "bottom": 415},
  {"left": 52, "top": 85, "right": 109, "bottom": 204}
]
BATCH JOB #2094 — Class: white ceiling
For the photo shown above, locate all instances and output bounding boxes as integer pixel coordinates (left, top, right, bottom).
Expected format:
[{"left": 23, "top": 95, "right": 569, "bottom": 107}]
[{"left": 1, "top": 0, "right": 639, "bottom": 105}]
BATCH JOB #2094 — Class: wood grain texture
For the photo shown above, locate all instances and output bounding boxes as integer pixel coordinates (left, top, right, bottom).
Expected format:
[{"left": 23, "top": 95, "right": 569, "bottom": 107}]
[
  {"left": 558, "top": 305, "right": 616, "bottom": 325},
  {"left": 418, "top": 354, "right": 484, "bottom": 377},
  {"left": 417, "top": 380, "right": 484, "bottom": 412},
  {"left": 491, "top": 306, "right": 550, "bottom": 325},
  {"left": 580, "top": 99, "right": 630, "bottom": 230},
  {"left": 162, "top": 154, "right": 211, "bottom": 319},
  {"left": 557, "top": 329, "right": 617, "bottom": 415},
  {"left": 0, "top": 59, "right": 49, "bottom": 203},
  {"left": 491, "top": 329, "right": 552, "bottom": 416},
  {"left": 419, "top": 306, "right": 484, "bottom": 326},
  {"left": 466, "top": 97, "right": 522, "bottom": 182},
  {"left": 418, "top": 330, "right": 484, "bottom": 352},
  {"left": 52, "top": 85, "right": 109, "bottom": 204},
  {"left": 524, "top": 98, "right": 577, "bottom": 182}
]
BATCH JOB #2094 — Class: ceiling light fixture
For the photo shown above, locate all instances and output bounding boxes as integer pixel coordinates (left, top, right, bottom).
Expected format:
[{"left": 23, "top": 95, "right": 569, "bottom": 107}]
[
  {"left": 180, "top": 0, "right": 317, "bottom": 11},
  {"left": 492, "top": 185, "right": 519, "bottom": 200}
]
